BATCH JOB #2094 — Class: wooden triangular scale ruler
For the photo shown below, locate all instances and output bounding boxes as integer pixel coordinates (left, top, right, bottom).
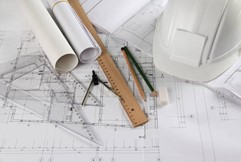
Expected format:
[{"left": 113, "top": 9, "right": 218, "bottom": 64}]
[{"left": 69, "top": 0, "right": 148, "bottom": 127}]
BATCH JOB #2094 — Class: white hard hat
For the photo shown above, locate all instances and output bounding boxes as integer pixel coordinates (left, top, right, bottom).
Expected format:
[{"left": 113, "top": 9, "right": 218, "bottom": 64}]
[{"left": 153, "top": 0, "right": 241, "bottom": 82}]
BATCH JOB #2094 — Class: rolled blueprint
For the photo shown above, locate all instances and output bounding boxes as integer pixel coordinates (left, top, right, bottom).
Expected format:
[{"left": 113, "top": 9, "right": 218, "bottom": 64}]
[
  {"left": 47, "top": 0, "right": 101, "bottom": 63},
  {"left": 18, "top": 0, "right": 79, "bottom": 72}
]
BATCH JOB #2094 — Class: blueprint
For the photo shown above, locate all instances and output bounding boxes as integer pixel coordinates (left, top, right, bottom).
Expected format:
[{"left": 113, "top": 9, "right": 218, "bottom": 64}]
[
  {"left": 207, "top": 56, "right": 241, "bottom": 101},
  {"left": 1, "top": 0, "right": 241, "bottom": 162},
  {"left": 80, "top": 0, "right": 168, "bottom": 54}
]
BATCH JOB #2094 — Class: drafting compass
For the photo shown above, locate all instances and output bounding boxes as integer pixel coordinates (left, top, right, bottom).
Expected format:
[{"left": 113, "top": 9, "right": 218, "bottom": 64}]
[{"left": 82, "top": 70, "right": 120, "bottom": 106}]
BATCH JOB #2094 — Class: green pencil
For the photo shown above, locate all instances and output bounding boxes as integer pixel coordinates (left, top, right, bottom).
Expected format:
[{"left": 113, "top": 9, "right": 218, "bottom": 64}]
[{"left": 122, "top": 46, "right": 158, "bottom": 97}]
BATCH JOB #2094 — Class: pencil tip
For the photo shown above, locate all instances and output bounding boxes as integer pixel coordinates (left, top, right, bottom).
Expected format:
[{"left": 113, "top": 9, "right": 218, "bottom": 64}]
[
  {"left": 121, "top": 47, "right": 125, "bottom": 50},
  {"left": 151, "top": 91, "right": 159, "bottom": 97}
]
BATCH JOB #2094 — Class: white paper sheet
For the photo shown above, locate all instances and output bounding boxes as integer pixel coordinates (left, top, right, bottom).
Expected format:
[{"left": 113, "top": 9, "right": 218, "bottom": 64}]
[
  {"left": 18, "top": 0, "right": 79, "bottom": 72},
  {"left": 47, "top": 0, "right": 101, "bottom": 63},
  {"left": 206, "top": 56, "right": 241, "bottom": 101},
  {"left": 81, "top": 0, "right": 168, "bottom": 54},
  {"left": 1, "top": 0, "right": 241, "bottom": 162},
  {"left": 84, "top": 0, "right": 151, "bottom": 33},
  {"left": 1, "top": 29, "right": 241, "bottom": 162}
]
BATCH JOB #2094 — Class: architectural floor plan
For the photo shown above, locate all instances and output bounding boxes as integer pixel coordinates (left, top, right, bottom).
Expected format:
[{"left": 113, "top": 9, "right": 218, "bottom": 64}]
[
  {"left": 0, "top": 0, "right": 241, "bottom": 162},
  {"left": 0, "top": 28, "right": 241, "bottom": 162}
]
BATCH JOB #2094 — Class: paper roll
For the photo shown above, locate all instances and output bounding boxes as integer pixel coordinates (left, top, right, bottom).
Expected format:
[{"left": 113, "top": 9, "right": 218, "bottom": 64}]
[
  {"left": 18, "top": 0, "right": 79, "bottom": 72},
  {"left": 47, "top": 0, "right": 101, "bottom": 63}
]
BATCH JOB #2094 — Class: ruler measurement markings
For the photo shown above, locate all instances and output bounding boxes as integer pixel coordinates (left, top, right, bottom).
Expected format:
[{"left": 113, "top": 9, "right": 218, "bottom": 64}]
[{"left": 69, "top": 0, "right": 148, "bottom": 127}]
